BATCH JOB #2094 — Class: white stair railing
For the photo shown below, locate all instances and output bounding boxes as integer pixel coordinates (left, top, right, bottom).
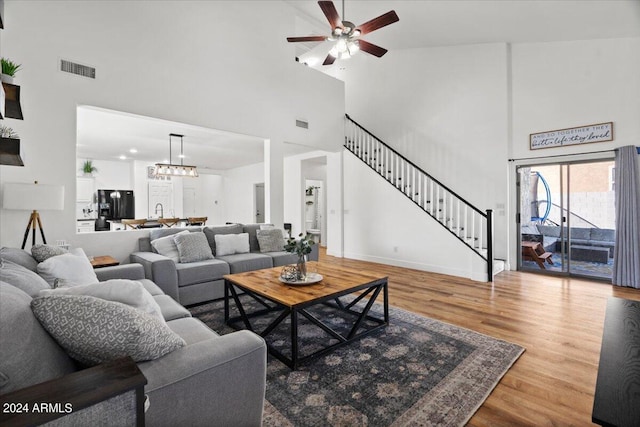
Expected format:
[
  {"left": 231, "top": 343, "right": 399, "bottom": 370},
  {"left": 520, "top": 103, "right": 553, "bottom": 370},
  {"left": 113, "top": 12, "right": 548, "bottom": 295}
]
[{"left": 345, "top": 114, "right": 494, "bottom": 281}]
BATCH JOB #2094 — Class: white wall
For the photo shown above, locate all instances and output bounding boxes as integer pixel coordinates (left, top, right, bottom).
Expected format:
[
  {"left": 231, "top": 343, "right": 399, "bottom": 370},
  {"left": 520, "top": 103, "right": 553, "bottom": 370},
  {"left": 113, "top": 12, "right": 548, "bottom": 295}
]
[
  {"left": 223, "top": 162, "right": 265, "bottom": 224},
  {"left": 197, "top": 173, "right": 225, "bottom": 225},
  {"left": 508, "top": 37, "right": 640, "bottom": 265},
  {"left": 341, "top": 43, "right": 510, "bottom": 279},
  {"left": 340, "top": 37, "right": 639, "bottom": 278},
  {"left": 0, "top": 1, "right": 344, "bottom": 260}
]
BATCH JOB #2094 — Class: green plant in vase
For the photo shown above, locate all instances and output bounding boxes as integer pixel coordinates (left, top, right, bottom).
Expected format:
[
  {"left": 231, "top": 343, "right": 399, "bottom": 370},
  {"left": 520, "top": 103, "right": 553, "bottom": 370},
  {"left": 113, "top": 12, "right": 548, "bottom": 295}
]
[
  {"left": 284, "top": 233, "right": 315, "bottom": 280},
  {"left": 81, "top": 159, "right": 98, "bottom": 176},
  {"left": 1, "top": 58, "right": 22, "bottom": 84}
]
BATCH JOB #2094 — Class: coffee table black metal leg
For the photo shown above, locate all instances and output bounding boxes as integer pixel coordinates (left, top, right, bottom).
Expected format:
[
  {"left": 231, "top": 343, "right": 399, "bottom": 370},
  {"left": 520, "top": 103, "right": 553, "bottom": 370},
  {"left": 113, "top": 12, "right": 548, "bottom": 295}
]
[
  {"left": 384, "top": 281, "right": 389, "bottom": 323},
  {"left": 291, "top": 308, "right": 299, "bottom": 370},
  {"left": 224, "top": 280, "right": 229, "bottom": 323}
]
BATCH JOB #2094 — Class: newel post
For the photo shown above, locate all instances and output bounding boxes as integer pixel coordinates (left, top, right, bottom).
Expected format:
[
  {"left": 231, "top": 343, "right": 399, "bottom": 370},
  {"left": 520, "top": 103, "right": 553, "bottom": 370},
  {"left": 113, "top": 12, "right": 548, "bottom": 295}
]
[{"left": 486, "top": 209, "right": 494, "bottom": 282}]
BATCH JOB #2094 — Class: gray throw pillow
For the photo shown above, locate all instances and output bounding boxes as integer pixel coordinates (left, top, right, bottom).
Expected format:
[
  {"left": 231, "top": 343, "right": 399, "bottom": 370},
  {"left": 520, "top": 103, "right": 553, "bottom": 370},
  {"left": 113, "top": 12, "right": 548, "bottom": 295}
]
[
  {"left": 174, "top": 232, "right": 214, "bottom": 263},
  {"left": 0, "top": 247, "right": 38, "bottom": 271},
  {"left": 0, "top": 259, "right": 52, "bottom": 297},
  {"left": 31, "top": 294, "right": 186, "bottom": 366},
  {"left": 31, "top": 244, "right": 68, "bottom": 263},
  {"left": 256, "top": 228, "right": 285, "bottom": 252}
]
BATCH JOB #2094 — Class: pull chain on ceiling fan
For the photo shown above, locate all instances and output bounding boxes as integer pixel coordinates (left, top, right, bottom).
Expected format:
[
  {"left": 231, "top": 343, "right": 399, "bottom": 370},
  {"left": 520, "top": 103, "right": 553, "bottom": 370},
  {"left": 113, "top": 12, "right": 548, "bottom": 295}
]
[{"left": 287, "top": 0, "right": 399, "bottom": 65}]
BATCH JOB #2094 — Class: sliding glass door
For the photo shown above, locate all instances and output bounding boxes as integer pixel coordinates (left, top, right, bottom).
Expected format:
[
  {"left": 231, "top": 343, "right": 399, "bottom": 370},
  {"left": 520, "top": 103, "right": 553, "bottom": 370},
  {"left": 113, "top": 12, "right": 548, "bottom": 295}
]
[{"left": 517, "top": 159, "right": 615, "bottom": 280}]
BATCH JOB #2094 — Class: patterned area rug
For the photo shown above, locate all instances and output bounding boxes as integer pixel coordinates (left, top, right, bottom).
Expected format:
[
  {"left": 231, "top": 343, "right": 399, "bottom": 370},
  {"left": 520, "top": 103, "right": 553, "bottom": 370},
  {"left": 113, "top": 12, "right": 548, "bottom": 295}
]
[{"left": 190, "top": 295, "right": 524, "bottom": 427}]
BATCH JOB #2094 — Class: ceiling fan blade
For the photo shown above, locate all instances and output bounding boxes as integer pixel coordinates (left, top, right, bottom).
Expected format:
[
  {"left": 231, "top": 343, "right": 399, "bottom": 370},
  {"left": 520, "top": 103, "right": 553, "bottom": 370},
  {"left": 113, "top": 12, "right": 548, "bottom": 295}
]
[
  {"left": 318, "top": 1, "right": 342, "bottom": 29},
  {"left": 322, "top": 54, "right": 337, "bottom": 66},
  {"left": 286, "top": 36, "right": 327, "bottom": 43},
  {"left": 357, "top": 10, "right": 399, "bottom": 35},
  {"left": 358, "top": 39, "right": 388, "bottom": 57}
]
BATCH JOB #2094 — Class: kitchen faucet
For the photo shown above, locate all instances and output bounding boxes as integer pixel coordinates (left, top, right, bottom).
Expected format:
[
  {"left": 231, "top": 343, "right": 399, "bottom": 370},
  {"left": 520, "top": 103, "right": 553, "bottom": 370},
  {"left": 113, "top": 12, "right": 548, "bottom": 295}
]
[{"left": 155, "top": 203, "right": 164, "bottom": 218}]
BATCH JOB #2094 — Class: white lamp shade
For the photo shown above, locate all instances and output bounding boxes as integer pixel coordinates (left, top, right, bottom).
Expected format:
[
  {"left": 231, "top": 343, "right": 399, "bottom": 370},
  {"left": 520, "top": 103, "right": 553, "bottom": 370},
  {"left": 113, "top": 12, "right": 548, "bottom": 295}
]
[{"left": 2, "top": 183, "right": 65, "bottom": 211}]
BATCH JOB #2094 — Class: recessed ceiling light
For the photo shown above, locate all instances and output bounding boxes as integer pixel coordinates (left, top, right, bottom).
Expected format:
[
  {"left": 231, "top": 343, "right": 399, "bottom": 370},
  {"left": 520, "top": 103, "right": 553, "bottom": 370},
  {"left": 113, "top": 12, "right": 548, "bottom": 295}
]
[
  {"left": 119, "top": 155, "right": 127, "bottom": 160},
  {"left": 129, "top": 148, "right": 138, "bottom": 153}
]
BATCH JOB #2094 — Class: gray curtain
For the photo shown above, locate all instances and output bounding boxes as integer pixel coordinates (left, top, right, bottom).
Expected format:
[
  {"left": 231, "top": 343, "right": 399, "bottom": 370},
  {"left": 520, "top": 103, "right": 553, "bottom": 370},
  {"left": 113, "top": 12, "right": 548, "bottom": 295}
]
[{"left": 612, "top": 145, "right": 640, "bottom": 288}]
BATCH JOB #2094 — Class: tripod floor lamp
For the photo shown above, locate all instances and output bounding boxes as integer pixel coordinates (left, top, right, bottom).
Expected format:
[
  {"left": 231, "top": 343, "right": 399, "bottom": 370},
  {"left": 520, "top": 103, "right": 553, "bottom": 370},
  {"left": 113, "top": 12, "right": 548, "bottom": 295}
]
[{"left": 2, "top": 182, "right": 65, "bottom": 249}]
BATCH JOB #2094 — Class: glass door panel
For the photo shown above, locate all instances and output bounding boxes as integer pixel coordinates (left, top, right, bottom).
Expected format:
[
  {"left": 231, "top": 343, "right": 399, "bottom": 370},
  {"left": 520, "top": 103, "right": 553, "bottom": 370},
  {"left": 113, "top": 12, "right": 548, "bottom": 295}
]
[{"left": 517, "top": 160, "right": 615, "bottom": 280}]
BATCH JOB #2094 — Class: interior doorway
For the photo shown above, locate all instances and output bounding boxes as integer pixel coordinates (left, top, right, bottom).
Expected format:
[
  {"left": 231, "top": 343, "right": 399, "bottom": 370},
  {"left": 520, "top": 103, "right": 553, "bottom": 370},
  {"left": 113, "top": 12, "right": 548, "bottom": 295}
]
[
  {"left": 517, "top": 159, "right": 616, "bottom": 280},
  {"left": 254, "top": 183, "right": 265, "bottom": 223}
]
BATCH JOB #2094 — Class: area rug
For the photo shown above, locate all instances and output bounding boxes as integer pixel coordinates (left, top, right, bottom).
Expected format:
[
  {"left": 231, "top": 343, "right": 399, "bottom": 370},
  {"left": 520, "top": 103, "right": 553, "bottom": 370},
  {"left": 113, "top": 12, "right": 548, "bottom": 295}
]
[{"left": 190, "top": 296, "right": 524, "bottom": 427}]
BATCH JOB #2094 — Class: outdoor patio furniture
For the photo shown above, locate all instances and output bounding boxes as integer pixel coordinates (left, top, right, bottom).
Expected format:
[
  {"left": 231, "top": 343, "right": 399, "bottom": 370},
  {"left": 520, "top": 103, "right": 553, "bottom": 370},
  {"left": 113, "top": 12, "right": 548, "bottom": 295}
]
[
  {"left": 522, "top": 241, "right": 554, "bottom": 269},
  {"left": 571, "top": 245, "right": 609, "bottom": 264}
]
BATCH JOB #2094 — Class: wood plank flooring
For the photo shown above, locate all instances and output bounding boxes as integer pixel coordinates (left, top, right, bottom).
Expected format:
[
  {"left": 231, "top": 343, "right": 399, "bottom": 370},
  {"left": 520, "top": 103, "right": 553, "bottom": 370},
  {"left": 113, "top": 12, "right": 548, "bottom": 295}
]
[{"left": 318, "top": 248, "right": 640, "bottom": 426}]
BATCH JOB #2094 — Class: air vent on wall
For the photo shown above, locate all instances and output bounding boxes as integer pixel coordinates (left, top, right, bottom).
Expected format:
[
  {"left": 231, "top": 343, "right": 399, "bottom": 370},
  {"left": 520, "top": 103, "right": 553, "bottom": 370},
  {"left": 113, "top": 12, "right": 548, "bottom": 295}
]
[
  {"left": 296, "top": 119, "right": 309, "bottom": 129},
  {"left": 60, "top": 59, "right": 96, "bottom": 79}
]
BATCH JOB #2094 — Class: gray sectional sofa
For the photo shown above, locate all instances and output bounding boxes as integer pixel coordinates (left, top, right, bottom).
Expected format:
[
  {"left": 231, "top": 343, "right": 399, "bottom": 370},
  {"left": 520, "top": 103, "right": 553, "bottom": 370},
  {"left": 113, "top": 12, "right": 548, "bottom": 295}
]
[
  {"left": 0, "top": 247, "right": 266, "bottom": 426},
  {"left": 535, "top": 225, "right": 616, "bottom": 257},
  {"left": 131, "top": 223, "right": 319, "bottom": 306}
]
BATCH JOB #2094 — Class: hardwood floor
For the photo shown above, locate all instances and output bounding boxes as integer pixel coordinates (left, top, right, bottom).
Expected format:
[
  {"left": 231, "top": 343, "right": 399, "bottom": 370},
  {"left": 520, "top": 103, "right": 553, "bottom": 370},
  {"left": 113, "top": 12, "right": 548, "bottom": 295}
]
[{"left": 318, "top": 248, "right": 640, "bottom": 426}]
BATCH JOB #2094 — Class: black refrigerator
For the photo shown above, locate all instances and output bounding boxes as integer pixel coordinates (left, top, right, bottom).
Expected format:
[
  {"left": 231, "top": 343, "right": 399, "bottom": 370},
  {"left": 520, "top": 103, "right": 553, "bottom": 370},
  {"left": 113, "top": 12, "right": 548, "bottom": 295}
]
[{"left": 96, "top": 189, "right": 135, "bottom": 231}]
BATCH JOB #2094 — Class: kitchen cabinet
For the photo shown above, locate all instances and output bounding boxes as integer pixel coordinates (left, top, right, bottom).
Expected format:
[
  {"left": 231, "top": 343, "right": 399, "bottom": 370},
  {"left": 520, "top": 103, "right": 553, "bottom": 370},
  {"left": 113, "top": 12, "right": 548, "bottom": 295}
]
[
  {"left": 77, "top": 219, "right": 95, "bottom": 233},
  {"left": 77, "top": 177, "right": 94, "bottom": 202}
]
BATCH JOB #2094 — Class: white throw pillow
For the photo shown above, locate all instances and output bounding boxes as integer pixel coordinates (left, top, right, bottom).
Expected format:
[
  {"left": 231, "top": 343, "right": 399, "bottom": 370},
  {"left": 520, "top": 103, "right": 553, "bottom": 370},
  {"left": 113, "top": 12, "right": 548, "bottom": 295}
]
[
  {"left": 214, "top": 233, "right": 250, "bottom": 256},
  {"left": 36, "top": 248, "right": 98, "bottom": 287},
  {"left": 150, "top": 230, "right": 190, "bottom": 262},
  {"left": 39, "top": 280, "right": 165, "bottom": 323}
]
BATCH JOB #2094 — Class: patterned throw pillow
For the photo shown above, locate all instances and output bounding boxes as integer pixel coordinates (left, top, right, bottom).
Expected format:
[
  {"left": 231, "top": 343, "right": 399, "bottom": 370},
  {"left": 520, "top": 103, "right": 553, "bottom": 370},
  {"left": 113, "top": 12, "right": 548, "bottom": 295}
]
[
  {"left": 31, "top": 294, "right": 186, "bottom": 366},
  {"left": 256, "top": 229, "right": 285, "bottom": 252},
  {"left": 31, "top": 244, "right": 67, "bottom": 263},
  {"left": 174, "top": 232, "right": 214, "bottom": 263}
]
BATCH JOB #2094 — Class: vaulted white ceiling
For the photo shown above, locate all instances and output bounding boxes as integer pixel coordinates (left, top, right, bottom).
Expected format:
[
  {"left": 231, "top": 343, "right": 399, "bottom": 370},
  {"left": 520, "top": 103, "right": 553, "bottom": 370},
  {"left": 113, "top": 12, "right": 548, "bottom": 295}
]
[{"left": 77, "top": 1, "right": 640, "bottom": 170}]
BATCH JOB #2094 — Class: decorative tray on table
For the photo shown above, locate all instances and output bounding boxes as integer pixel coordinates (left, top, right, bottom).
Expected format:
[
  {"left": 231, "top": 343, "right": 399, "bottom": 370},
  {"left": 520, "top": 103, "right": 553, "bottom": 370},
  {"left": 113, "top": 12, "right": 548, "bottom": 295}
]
[{"left": 279, "top": 272, "right": 323, "bottom": 286}]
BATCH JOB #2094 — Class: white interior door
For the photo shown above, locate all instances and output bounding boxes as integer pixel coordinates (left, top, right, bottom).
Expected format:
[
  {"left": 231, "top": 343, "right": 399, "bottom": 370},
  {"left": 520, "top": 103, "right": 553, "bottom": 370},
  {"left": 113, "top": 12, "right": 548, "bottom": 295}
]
[
  {"left": 255, "top": 183, "right": 265, "bottom": 223},
  {"left": 183, "top": 188, "right": 196, "bottom": 218},
  {"left": 148, "top": 182, "right": 173, "bottom": 218}
]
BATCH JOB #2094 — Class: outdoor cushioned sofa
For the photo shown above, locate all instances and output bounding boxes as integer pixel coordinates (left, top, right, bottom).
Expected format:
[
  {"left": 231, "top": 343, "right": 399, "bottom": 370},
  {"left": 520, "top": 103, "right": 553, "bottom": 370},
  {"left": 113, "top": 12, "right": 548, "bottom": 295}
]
[
  {"left": 131, "top": 223, "right": 319, "bottom": 306},
  {"left": 0, "top": 247, "right": 266, "bottom": 426}
]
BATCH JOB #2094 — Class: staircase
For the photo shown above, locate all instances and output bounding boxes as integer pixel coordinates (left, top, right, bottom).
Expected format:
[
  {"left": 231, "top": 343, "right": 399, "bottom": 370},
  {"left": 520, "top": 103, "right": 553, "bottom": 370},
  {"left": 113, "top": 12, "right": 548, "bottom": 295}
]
[{"left": 344, "top": 114, "right": 494, "bottom": 282}]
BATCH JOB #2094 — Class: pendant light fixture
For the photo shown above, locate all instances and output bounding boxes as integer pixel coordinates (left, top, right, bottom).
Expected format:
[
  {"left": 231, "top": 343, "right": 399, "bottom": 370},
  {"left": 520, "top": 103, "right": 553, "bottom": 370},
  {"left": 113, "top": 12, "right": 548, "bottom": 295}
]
[{"left": 153, "top": 133, "right": 199, "bottom": 178}]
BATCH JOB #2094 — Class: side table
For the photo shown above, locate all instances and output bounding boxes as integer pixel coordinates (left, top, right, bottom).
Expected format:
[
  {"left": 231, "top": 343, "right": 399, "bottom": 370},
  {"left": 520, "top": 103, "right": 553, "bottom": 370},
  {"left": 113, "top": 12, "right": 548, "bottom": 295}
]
[{"left": 90, "top": 255, "right": 119, "bottom": 269}]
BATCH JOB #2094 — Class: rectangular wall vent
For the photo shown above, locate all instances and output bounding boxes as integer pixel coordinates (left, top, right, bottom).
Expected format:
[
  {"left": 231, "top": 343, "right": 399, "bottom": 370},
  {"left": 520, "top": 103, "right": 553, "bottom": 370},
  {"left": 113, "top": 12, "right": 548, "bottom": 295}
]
[
  {"left": 296, "top": 119, "right": 309, "bottom": 129},
  {"left": 60, "top": 59, "right": 96, "bottom": 79}
]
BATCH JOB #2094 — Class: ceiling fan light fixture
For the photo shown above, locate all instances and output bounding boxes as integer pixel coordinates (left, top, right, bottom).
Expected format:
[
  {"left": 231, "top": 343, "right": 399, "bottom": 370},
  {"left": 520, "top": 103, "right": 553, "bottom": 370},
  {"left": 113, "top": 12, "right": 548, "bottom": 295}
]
[{"left": 333, "top": 27, "right": 343, "bottom": 36}]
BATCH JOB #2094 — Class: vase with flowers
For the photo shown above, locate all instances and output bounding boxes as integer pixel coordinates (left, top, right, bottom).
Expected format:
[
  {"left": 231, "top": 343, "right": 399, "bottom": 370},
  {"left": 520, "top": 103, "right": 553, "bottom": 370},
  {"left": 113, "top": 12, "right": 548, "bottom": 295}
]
[{"left": 284, "top": 233, "right": 315, "bottom": 280}]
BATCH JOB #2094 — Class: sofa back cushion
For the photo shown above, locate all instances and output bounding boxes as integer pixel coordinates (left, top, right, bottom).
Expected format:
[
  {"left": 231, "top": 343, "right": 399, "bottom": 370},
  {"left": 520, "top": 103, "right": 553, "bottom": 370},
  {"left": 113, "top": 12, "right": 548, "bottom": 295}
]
[
  {"left": 0, "top": 282, "right": 76, "bottom": 393},
  {"left": 570, "top": 227, "right": 591, "bottom": 240},
  {"left": 536, "top": 225, "right": 562, "bottom": 238},
  {"left": 203, "top": 224, "right": 243, "bottom": 255},
  {"left": 591, "top": 228, "right": 615, "bottom": 242},
  {"left": 0, "top": 259, "right": 51, "bottom": 297},
  {"left": 256, "top": 228, "right": 285, "bottom": 252},
  {"left": 0, "top": 247, "right": 38, "bottom": 272}
]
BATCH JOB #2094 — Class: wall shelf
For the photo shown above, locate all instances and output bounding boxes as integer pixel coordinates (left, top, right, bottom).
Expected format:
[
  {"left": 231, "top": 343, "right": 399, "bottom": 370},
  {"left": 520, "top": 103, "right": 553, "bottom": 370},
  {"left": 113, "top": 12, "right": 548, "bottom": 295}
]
[{"left": 1, "top": 83, "right": 23, "bottom": 120}]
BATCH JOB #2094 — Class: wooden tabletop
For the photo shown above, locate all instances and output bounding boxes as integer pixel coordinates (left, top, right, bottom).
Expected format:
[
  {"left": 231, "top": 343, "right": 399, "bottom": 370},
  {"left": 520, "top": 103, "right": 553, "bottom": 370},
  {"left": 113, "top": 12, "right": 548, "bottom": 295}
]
[
  {"left": 90, "top": 255, "right": 119, "bottom": 268},
  {"left": 224, "top": 262, "right": 388, "bottom": 308}
]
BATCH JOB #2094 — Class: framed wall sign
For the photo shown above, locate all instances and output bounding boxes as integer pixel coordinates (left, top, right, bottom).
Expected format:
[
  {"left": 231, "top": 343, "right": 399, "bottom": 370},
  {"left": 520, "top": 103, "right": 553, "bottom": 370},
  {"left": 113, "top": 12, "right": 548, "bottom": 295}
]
[{"left": 530, "top": 122, "right": 613, "bottom": 151}]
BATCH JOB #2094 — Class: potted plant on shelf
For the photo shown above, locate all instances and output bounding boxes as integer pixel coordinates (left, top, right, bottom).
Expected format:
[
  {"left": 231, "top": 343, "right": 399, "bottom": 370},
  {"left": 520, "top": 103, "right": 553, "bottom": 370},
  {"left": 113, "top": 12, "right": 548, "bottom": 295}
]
[
  {"left": 284, "top": 233, "right": 315, "bottom": 280},
  {"left": 1, "top": 58, "right": 22, "bottom": 84},
  {"left": 81, "top": 159, "right": 98, "bottom": 177}
]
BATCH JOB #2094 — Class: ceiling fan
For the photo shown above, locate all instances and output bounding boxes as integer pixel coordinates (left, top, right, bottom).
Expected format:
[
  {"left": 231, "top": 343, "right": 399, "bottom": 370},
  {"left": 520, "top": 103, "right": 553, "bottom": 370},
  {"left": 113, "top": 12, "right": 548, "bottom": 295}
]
[{"left": 287, "top": 0, "right": 399, "bottom": 65}]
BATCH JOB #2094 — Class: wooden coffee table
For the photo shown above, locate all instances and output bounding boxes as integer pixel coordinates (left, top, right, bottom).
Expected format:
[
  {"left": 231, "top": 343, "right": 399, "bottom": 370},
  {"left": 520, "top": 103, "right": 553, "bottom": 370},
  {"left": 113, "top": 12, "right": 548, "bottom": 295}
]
[{"left": 224, "top": 262, "right": 389, "bottom": 369}]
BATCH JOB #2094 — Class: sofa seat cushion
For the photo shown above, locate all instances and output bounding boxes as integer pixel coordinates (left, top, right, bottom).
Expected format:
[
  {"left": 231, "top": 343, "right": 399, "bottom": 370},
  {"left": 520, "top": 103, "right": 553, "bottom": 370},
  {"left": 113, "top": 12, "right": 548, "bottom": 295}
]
[
  {"left": 0, "top": 247, "right": 39, "bottom": 272},
  {"left": 31, "top": 294, "right": 186, "bottom": 366},
  {"left": 154, "top": 295, "right": 192, "bottom": 321},
  {"left": 175, "top": 259, "right": 230, "bottom": 287},
  {"left": 217, "top": 253, "right": 273, "bottom": 274},
  {"left": 0, "top": 282, "right": 76, "bottom": 393},
  {"left": 0, "top": 259, "right": 51, "bottom": 297},
  {"left": 265, "top": 251, "right": 297, "bottom": 267},
  {"left": 165, "top": 317, "right": 219, "bottom": 345}
]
